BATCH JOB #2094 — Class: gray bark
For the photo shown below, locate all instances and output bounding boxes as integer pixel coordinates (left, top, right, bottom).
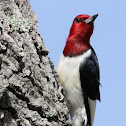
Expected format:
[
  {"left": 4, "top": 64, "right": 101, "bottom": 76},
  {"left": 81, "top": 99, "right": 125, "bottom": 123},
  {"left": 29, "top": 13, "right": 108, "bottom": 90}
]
[{"left": 0, "top": 0, "right": 71, "bottom": 126}]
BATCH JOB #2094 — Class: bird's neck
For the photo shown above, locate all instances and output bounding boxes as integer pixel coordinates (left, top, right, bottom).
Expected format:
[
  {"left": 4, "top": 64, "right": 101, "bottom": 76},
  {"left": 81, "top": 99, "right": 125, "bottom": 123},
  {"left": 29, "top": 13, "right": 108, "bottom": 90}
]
[{"left": 63, "top": 35, "right": 91, "bottom": 57}]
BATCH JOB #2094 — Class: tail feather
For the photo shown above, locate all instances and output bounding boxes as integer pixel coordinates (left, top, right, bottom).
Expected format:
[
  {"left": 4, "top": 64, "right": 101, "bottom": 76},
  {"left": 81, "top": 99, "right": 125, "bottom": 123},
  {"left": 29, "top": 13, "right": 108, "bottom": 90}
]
[
  {"left": 84, "top": 97, "right": 91, "bottom": 126},
  {"left": 71, "top": 98, "right": 96, "bottom": 126}
]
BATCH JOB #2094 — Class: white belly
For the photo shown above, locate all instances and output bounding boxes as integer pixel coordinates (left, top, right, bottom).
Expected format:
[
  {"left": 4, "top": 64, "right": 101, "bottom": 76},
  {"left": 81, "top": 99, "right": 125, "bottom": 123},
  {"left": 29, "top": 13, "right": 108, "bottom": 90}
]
[{"left": 56, "top": 49, "right": 92, "bottom": 117}]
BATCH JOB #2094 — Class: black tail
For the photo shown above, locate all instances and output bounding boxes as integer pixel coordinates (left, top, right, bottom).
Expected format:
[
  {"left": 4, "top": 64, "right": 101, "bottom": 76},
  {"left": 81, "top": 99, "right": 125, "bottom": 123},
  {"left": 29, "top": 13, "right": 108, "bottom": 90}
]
[{"left": 84, "top": 97, "right": 91, "bottom": 126}]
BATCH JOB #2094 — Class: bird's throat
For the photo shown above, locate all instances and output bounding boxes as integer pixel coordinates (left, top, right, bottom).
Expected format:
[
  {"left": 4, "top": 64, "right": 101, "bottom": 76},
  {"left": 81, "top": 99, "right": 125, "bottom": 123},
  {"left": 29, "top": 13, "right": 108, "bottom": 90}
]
[{"left": 63, "top": 38, "right": 91, "bottom": 57}]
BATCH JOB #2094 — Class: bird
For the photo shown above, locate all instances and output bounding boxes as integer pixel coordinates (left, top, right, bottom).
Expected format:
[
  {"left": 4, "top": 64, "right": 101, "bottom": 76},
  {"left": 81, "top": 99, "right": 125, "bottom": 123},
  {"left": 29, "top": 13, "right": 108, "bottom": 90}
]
[{"left": 56, "top": 14, "right": 100, "bottom": 126}]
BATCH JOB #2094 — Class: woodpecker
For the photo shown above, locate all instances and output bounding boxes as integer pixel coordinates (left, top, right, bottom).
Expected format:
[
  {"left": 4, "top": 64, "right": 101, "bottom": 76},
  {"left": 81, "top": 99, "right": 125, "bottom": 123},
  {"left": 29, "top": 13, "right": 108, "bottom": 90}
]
[{"left": 56, "top": 14, "right": 100, "bottom": 126}]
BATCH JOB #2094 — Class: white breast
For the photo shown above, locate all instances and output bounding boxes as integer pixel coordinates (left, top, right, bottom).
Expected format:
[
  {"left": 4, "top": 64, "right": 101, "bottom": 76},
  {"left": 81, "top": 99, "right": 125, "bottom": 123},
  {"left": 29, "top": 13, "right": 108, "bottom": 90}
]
[{"left": 56, "top": 49, "right": 91, "bottom": 117}]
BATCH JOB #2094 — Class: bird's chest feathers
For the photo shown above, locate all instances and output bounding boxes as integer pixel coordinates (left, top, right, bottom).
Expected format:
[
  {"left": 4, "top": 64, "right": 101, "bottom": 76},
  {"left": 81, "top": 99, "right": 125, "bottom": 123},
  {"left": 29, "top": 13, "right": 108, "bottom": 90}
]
[{"left": 57, "top": 49, "right": 91, "bottom": 107}]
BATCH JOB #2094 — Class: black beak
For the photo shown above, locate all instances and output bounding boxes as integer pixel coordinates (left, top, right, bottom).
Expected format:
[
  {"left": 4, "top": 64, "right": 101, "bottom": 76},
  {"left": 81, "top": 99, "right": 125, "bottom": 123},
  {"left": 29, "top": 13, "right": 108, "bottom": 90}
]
[{"left": 84, "top": 14, "right": 98, "bottom": 24}]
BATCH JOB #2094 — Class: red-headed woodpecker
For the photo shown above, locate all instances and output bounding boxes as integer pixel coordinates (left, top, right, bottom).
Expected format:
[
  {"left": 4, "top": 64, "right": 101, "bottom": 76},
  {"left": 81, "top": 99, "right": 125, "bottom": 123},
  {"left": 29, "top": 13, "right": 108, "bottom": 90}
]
[{"left": 56, "top": 14, "right": 100, "bottom": 126}]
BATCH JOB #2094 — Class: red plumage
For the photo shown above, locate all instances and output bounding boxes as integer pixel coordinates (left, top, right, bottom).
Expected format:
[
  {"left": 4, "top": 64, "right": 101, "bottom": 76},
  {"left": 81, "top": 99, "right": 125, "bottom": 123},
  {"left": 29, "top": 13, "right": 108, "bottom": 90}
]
[{"left": 63, "top": 15, "right": 94, "bottom": 57}]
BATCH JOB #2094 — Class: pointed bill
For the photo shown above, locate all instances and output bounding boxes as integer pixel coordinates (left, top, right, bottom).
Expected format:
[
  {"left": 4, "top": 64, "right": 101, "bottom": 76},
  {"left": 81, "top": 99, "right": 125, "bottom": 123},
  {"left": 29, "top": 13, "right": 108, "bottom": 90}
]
[{"left": 84, "top": 14, "right": 98, "bottom": 24}]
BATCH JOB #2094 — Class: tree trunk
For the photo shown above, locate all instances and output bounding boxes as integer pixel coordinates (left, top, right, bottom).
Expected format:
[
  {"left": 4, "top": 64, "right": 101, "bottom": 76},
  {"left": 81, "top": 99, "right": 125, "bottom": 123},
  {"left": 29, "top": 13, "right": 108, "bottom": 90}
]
[{"left": 0, "top": 0, "right": 70, "bottom": 125}]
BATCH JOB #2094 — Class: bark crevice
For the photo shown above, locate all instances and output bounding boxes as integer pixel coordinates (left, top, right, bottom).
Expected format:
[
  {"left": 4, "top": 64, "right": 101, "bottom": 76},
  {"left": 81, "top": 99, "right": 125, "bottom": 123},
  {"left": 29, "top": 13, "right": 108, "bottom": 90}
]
[{"left": 0, "top": 0, "right": 71, "bottom": 126}]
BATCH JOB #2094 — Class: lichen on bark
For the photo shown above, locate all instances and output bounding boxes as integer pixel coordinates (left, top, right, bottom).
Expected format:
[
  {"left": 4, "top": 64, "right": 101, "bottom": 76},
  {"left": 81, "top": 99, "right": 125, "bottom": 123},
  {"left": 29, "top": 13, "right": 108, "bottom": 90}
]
[{"left": 0, "top": 0, "right": 71, "bottom": 126}]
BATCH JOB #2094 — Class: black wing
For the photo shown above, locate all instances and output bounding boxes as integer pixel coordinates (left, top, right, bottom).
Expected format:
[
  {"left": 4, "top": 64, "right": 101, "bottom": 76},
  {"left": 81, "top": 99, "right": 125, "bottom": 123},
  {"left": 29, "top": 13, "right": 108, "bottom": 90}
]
[
  {"left": 79, "top": 48, "right": 100, "bottom": 101},
  {"left": 79, "top": 48, "right": 100, "bottom": 126}
]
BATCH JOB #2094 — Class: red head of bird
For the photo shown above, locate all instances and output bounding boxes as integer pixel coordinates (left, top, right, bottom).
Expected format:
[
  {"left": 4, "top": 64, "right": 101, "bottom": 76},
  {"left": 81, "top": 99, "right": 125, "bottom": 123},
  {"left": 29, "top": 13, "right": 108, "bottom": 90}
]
[{"left": 63, "top": 14, "right": 98, "bottom": 57}]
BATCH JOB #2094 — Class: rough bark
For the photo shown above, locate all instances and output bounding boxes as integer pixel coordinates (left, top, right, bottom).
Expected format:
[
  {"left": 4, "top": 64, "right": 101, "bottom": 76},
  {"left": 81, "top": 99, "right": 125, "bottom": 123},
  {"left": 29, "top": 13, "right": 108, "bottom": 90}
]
[{"left": 0, "top": 0, "right": 71, "bottom": 126}]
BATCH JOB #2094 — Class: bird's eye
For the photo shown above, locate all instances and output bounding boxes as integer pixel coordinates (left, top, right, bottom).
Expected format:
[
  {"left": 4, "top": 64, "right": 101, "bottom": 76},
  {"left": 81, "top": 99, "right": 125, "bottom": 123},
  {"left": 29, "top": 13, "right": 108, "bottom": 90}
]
[{"left": 75, "top": 18, "right": 82, "bottom": 23}]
